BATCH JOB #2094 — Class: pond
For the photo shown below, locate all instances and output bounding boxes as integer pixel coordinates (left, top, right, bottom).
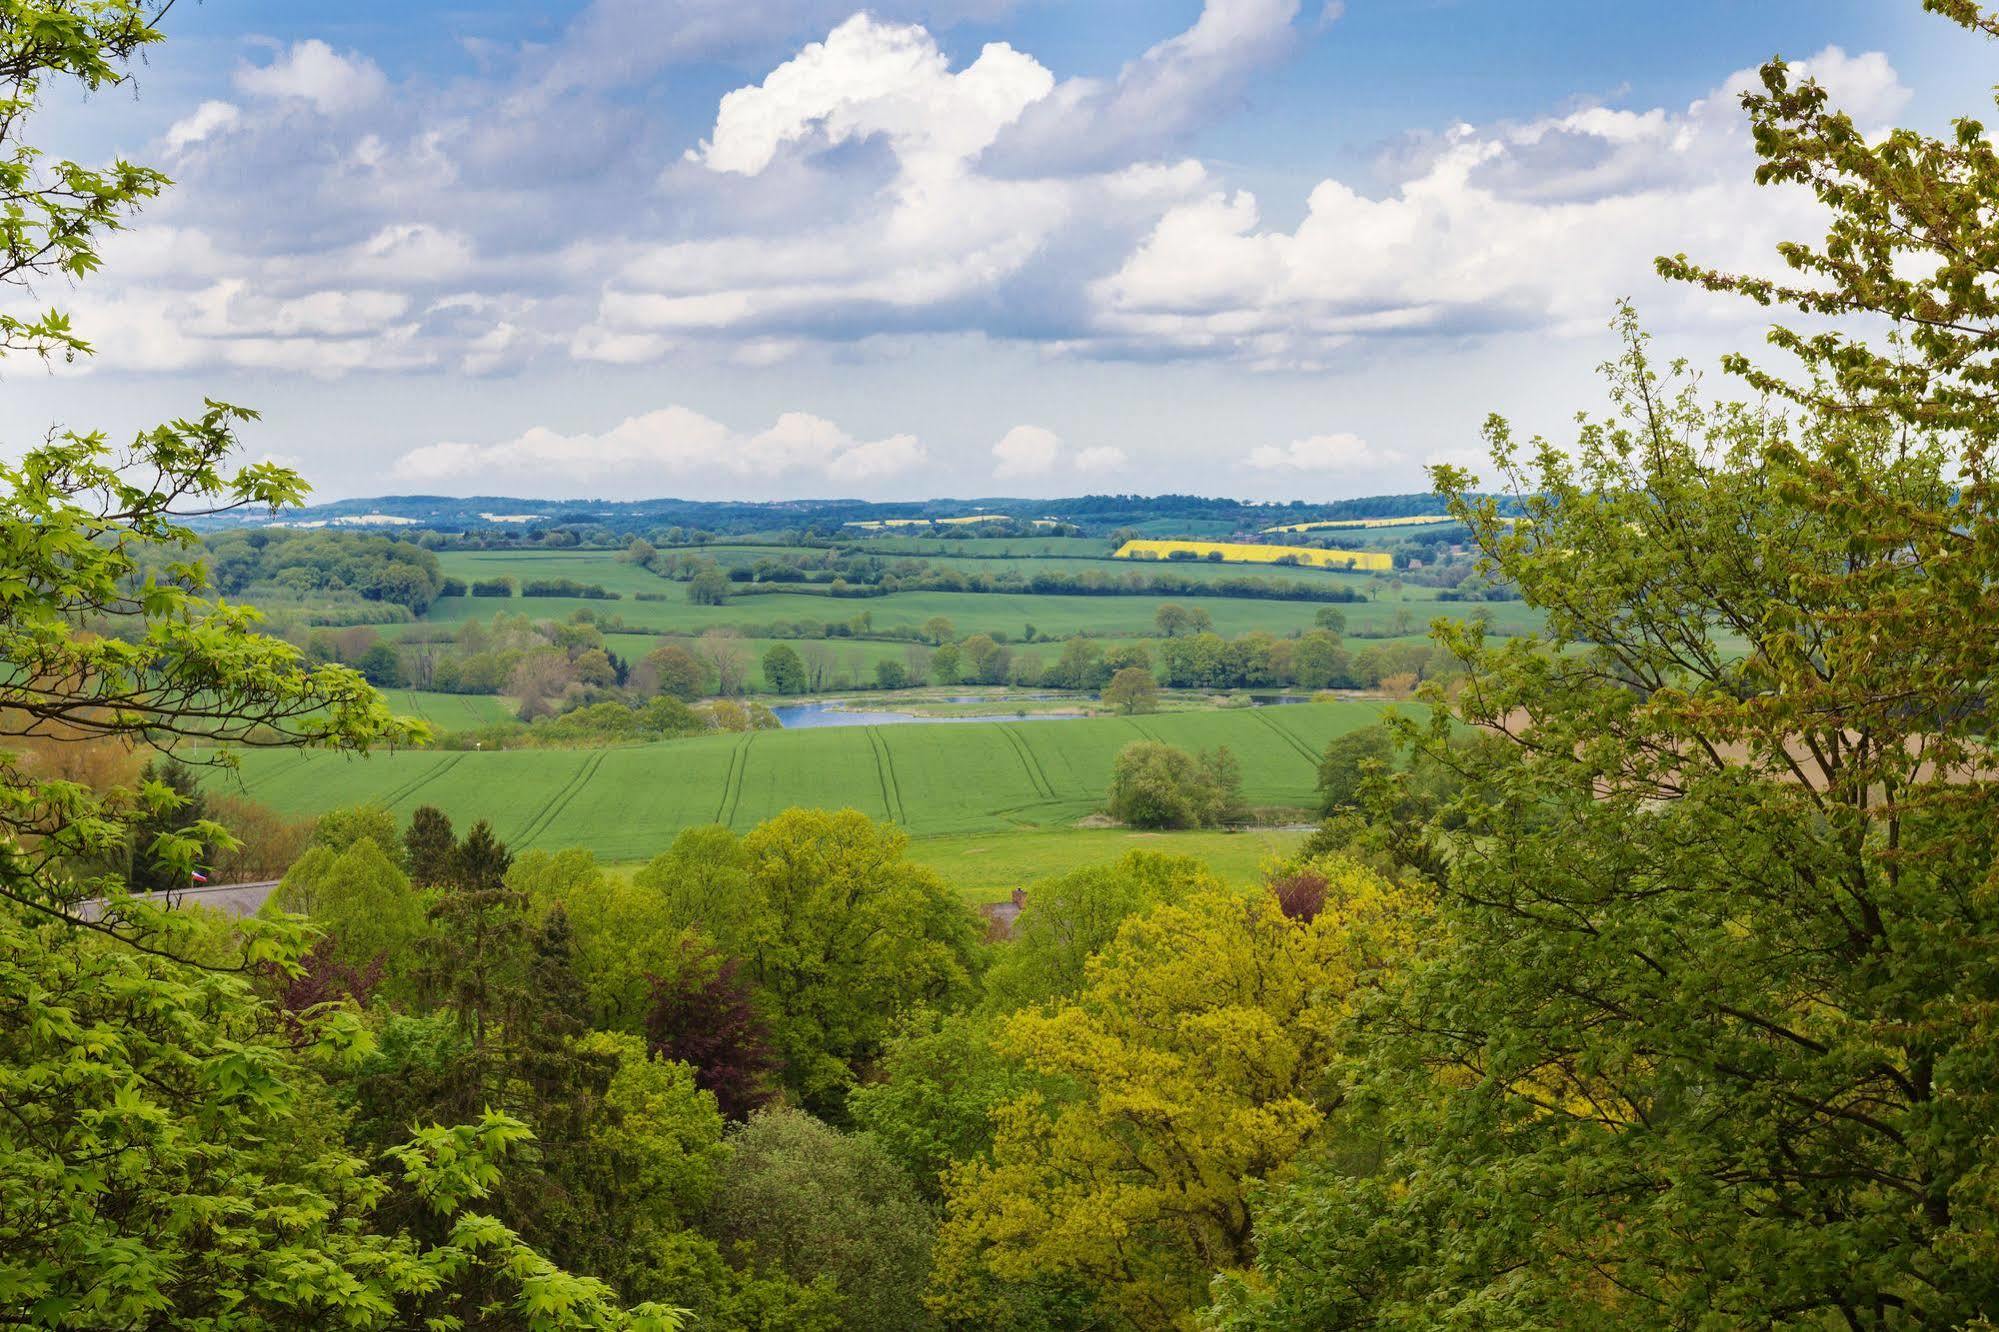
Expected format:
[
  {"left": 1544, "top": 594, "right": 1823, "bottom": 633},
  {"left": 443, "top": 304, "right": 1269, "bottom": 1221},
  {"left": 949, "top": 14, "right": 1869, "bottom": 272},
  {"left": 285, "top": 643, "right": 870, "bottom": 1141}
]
[{"left": 769, "top": 695, "right": 1316, "bottom": 729}]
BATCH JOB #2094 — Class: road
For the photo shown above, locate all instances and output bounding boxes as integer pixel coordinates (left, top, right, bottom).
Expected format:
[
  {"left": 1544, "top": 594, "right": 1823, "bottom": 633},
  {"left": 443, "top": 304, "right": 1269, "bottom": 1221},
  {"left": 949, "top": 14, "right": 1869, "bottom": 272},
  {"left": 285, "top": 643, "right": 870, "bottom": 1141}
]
[{"left": 77, "top": 879, "right": 281, "bottom": 922}]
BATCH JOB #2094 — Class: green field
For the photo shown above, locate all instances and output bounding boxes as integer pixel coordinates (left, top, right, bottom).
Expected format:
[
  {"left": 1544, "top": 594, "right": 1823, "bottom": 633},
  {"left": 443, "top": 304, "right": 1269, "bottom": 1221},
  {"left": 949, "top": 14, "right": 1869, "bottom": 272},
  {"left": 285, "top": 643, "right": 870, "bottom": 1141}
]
[
  {"left": 902, "top": 827, "right": 1312, "bottom": 903},
  {"left": 847, "top": 535, "right": 1114, "bottom": 557},
  {"left": 399, "top": 585, "right": 1531, "bottom": 641},
  {"left": 381, "top": 689, "right": 517, "bottom": 731},
  {"left": 211, "top": 701, "right": 1384, "bottom": 861}
]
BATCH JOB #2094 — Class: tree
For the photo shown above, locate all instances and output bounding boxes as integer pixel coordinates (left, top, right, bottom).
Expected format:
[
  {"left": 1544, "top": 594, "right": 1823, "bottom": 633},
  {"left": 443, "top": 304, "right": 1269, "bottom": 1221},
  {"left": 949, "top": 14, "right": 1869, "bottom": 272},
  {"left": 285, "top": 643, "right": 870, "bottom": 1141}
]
[
  {"left": 357, "top": 641, "right": 402, "bottom": 686},
  {"left": 930, "top": 641, "right": 962, "bottom": 685},
  {"left": 572, "top": 646, "right": 617, "bottom": 688},
  {"left": 639, "top": 643, "right": 707, "bottom": 701},
  {"left": 269, "top": 836, "right": 426, "bottom": 998},
  {"left": 311, "top": 802, "right": 401, "bottom": 858},
  {"left": 1312, "top": 605, "right": 1347, "bottom": 635},
  {"left": 849, "top": 1008, "right": 1033, "bottom": 1199},
  {"left": 708, "top": 1107, "right": 938, "bottom": 1332},
  {"left": 981, "top": 851, "right": 1222, "bottom": 1011},
  {"left": 0, "top": 905, "right": 683, "bottom": 1329},
  {"left": 1316, "top": 723, "right": 1396, "bottom": 814},
  {"left": 1104, "top": 740, "right": 1240, "bottom": 829},
  {"left": 414, "top": 820, "right": 528, "bottom": 1054},
  {"left": 645, "top": 940, "right": 782, "bottom": 1121},
  {"left": 1200, "top": 744, "right": 1247, "bottom": 826},
  {"left": 0, "top": 7, "right": 679, "bottom": 1312},
  {"left": 1103, "top": 643, "right": 1151, "bottom": 676},
  {"left": 1290, "top": 628, "right": 1349, "bottom": 691},
  {"left": 509, "top": 646, "right": 576, "bottom": 721},
  {"left": 922, "top": 615, "right": 956, "bottom": 645},
  {"left": 1045, "top": 637, "right": 1106, "bottom": 691},
  {"left": 635, "top": 811, "right": 983, "bottom": 1116},
  {"left": 403, "top": 804, "right": 457, "bottom": 887},
  {"left": 687, "top": 568, "right": 732, "bottom": 605},
  {"left": 935, "top": 867, "right": 1423, "bottom": 1329},
  {"left": 762, "top": 643, "right": 808, "bottom": 695},
  {"left": 958, "top": 634, "right": 1010, "bottom": 686},
  {"left": 566, "top": 1030, "right": 734, "bottom": 1310},
  {"left": 1100, "top": 664, "right": 1159, "bottom": 715},
  {"left": 699, "top": 629, "right": 752, "bottom": 696},
  {"left": 874, "top": 657, "right": 910, "bottom": 690},
  {"left": 1153, "top": 602, "right": 1211, "bottom": 637},
  {"left": 1220, "top": 118, "right": 1999, "bottom": 1322},
  {"left": 125, "top": 757, "right": 209, "bottom": 892},
  {"left": 452, "top": 818, "right": 514, "bottom": 891}
]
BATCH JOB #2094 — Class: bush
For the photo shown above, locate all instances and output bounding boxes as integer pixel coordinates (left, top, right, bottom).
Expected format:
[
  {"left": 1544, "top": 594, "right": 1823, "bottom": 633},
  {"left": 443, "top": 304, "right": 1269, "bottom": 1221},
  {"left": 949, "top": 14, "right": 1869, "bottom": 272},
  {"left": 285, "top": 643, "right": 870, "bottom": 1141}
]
[{"left": 471, "top": 576, "right": 515, "bottom": 597}]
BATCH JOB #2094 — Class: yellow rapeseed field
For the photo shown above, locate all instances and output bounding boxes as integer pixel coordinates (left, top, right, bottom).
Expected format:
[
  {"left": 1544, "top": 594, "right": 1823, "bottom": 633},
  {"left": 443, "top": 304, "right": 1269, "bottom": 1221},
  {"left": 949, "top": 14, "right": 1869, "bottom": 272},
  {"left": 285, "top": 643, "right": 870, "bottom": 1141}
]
[
  {"left": 1114, "top": 539, "right": 1394, "bottom": 572},
  {"left": 1263, "top": 514, "right": 1457, "bottom": 533}
]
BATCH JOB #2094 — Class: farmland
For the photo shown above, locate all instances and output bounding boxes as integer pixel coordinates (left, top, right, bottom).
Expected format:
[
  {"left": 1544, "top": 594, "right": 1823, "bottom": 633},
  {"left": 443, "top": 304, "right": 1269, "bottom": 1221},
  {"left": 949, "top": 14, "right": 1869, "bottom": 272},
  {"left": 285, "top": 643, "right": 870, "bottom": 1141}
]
[
  {"left": 208, "top": 700, "right": 1389, "bottom": 862},
  {"left": 395, "top": 583, "right": 1526, "bottom": 643},
  {"left": 1264, "top": 514, "right": 1457, "bottom": 533},
  {"left": 1114, "top": 538, "right": 1397, "bottom": 572},
  {"left": 899, "top": 826, "right": 1312, "bottom": 902}
]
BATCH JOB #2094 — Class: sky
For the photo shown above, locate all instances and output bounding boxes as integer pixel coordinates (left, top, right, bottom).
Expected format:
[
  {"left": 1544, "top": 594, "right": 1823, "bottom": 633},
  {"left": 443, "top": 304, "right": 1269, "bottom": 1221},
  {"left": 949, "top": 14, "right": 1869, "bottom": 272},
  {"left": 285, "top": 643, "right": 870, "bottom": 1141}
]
[{"left": 2, "top": 0, "right": 1988, "bottom": 502}]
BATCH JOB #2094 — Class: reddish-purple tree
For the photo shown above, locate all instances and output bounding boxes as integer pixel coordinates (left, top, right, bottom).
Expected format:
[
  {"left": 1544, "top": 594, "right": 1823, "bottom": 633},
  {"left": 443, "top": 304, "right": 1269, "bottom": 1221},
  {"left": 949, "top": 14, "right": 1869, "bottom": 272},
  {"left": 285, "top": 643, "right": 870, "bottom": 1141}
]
[
  {"left": 265, "top": 935, "right": 386, "bottom": 1045},
  {"left": 1270, "top": 870, "right": 1328, "bottom": 924},
  {"left": 644, "top": 943, "right": 781, "bottom": 1120}
]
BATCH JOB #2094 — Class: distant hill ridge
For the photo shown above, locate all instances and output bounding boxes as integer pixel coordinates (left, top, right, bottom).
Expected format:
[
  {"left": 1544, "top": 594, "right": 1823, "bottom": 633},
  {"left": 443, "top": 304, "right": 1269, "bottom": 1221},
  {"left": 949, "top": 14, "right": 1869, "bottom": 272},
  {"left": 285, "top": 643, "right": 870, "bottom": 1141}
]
[{"left": 195, "top": 492, "right": 1506, "bottom": 538}]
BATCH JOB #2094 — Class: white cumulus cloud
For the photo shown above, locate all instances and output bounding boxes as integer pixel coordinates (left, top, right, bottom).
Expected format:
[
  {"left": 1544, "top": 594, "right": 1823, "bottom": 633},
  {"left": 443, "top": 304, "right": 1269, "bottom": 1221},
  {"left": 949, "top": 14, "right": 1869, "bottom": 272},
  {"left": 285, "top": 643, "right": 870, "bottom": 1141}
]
[
  {"left": 985, "top": 0, "right": 1301, "bottom": 173},
  {"left": 991, "top": 424, "right": 1064, "bottom": 477},
  {"left": 164, "top": 100, "right": 241, "bottom": 155},
  {"left": 235, "top": 40, "right": 388, "bottom": 114},
  {"left": 1092, "top": 46, "right": 1911, "bottom": 363},
  {"left": 1246, "top": 432, "right": 1384, "bottom": 471},
  {"left": 394, "top": 407, "right": 927, "bottom": 493}
]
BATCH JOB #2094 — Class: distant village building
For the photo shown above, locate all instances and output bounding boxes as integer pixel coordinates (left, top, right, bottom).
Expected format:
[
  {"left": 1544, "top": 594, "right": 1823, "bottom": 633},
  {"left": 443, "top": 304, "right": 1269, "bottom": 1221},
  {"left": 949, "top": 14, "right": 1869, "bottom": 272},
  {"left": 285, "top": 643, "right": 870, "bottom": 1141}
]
[{"left": 980, "top": 887, "right": 1027, "bottom": 941}]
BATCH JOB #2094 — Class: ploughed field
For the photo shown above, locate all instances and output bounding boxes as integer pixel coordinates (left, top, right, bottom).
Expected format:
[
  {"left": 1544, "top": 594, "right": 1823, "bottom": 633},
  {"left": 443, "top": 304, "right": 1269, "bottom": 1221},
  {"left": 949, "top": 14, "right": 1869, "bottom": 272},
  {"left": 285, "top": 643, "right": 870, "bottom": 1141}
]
[{"left": 212, "top": 700, "right": 1387, "bottom": 861}]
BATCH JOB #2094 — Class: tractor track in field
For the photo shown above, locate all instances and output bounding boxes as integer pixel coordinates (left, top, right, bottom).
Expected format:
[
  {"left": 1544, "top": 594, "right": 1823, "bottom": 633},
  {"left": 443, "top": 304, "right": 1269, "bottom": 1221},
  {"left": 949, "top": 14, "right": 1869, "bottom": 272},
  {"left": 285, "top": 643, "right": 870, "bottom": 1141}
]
[
  {"left": 235, "top": 752, "right": 311, "bottom": 793},
  {"left": 507, "top": 752, "right": 592, "bottom": 846},
  {"left": 376, "top": 752, "right": 466, "bottom": 811},
  {"left": 997, "top": 724, "right": 1056, "bottom": 799},
  {"left": 865, "top": 728, "right": 906, "bottom": 824},
  {"left": 1249, "top": 708, "right": 1322, "bottom": 765},
  {"left": 515, "top": 751, "right": 606, "bottom": 849},
  {"left": 722, "top": 733, "right": 757, "bottom": 827},
  {"left": 713, "top": 736, "right": 748, "bottom": 824}
]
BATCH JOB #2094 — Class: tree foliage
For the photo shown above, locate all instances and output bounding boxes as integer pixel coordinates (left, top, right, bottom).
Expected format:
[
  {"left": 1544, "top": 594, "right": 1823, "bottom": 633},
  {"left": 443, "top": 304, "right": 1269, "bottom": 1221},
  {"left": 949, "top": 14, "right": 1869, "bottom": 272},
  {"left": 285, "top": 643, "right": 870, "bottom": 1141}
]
[
  {"left": 1105, "top": 741, "right": 1246, "bottom": 830},
  {"left": 707, "top": 1107, "right": 939, "bottom": 1332},
  {"left": 1219, "top": 20, "right": 1999, "bottom": 1307},
  {"left": 637, "top": 811, "right": 983, "bottom": 1116},
  {"left": 934, "top": 865, "right": 1424, "bottom": 1330}
]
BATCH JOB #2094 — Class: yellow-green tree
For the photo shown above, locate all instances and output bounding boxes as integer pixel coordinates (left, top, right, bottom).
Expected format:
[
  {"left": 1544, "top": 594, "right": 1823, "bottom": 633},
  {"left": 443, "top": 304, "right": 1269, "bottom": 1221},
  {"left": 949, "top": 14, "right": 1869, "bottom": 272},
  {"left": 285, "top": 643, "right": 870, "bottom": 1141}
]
[{"left": 932, "top": 862, "right": 1424, "bottom": 1330}]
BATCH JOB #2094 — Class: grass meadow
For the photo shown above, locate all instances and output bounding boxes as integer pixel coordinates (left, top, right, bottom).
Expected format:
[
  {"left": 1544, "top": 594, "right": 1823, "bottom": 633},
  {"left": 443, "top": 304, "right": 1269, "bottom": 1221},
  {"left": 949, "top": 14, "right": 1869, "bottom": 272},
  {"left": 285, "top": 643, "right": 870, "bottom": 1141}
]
[
  {"left": 903, "top": 827, "right": 1313, "bottom": 903},
  {"left": 211, "top": 701, "right": 1390, "bottom": 863},
  {"left": 395, "top": 584, "right": 1533, "bottom": 642}
]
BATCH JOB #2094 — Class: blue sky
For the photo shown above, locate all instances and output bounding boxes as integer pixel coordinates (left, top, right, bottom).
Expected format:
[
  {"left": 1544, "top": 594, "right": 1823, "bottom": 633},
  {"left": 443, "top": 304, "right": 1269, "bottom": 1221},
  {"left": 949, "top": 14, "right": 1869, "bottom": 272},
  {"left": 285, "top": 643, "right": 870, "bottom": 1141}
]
[{"left": 3, "top": 0, "right": 1986, "bottom": 502}]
